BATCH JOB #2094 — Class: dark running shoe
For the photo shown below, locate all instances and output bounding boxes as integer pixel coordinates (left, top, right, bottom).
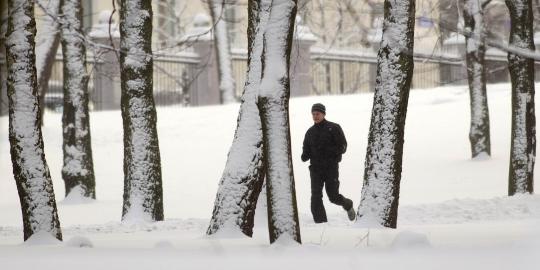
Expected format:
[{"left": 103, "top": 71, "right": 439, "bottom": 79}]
[
  {"left": 343, "top": 198, "right": 356, "bottom": 221},
  {"left": 347, "top": 206, "right": 356, "bottom": 221}
]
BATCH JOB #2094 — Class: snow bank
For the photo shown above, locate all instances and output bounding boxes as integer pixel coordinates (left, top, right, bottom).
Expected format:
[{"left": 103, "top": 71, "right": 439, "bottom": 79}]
[
  {"left": 399, "top": 194, "right": 540, "bottom": 225},
  {"left": 61, "top": 186, "right": 95, "bottom": 205},
  {"left": 0, "top": 84, "right": 539, "bottom": 269},
  {"left": 391, "top": 231, "right": 431, "bottom": 248},
  {"left": 65, "top": 236, "right": 93, "bottom": 248},
  {"left": 23, "top": 231, "right": 61, "bottom": 246},
  {"left": 154, "top": 240, "right": 174, "bottom": 249}
]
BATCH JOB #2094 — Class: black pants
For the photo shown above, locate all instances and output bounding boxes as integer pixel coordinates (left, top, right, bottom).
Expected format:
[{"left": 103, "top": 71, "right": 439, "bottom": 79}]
[{"left": 309, "top": 163, "right": 352, "bottom": 223}]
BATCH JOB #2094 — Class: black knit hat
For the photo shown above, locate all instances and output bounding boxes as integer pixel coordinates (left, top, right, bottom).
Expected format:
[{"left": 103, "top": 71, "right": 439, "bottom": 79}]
[{"left": 311, "top": 103, "right": 326, "bottom": 114}]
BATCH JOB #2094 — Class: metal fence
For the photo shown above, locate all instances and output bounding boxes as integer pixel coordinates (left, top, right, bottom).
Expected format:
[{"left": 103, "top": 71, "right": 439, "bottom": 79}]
[
  {"left": 46, "top": 52, "right": 199, "bottom": 110},
  {"left": 152, "top": 53, "right": 199, "bottom": 106},
  {"left": 232, "top": 49, "right": 481, "bottom": 97},
  {"left": 44, "top": 47, "right": 532, "bottom": 111},
  {"left": 310, "top": 49, "right": 377, "bottom": 95}
]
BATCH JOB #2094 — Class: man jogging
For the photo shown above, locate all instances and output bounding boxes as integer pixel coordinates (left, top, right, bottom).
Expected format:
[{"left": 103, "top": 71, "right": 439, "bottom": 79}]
[{"left": 301, "top": 103, "right": 355, "bottom": 223}]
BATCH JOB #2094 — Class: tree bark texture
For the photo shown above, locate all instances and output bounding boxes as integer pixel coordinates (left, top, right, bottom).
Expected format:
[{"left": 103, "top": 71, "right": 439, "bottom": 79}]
[
  {"left": 257, "top": 0, "right": 301, "bottom": 244},
  {"left": 356, "top": 0, "right": 415, "bottom": 228},
  {"left": 119, "top": 0, "right": 164, "bottom": 221},
  {"left": 207, "top": 0, "right": 267, "bottom": 237},
  {"left": 464, "top": 0, "right": 491, "bottom": 158},
  {"left": 0, "top": 0, "right": 8, "bottom": 116},
  {"left": 6, "top": 0, "right": 62, "bottom": 241},
  {"left": 60, "top": 0, "right": 96, "bottom": 199},
  {"left": 506, "top": 0, "right": 536, "bottom": 195}
]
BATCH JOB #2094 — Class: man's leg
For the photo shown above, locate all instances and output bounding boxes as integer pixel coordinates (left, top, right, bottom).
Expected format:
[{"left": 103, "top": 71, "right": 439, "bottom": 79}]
[
  {"left": 310, "top": 166, "right": 327, "bottom": 223},
  {"left": 325, "top": 164, "right": 353, "bottom": 211}
]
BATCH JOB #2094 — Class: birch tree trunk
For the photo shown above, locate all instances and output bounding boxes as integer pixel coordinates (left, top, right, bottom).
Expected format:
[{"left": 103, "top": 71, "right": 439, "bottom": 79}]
[
  {"left": 120, "top": 0, "right": 164, "bottom": 222},
  {"left": 208, "top": 0, "right": 236, "bottom": 104},
  {"left": 506, "top": 0, "right": 536, "bottom": 195},
  {"left": 207, "top": 0, "right": 268, "bottom": 237},
  {"left": 60, "top": 0, "right": 96, "bottom": 199},
  {"left": 36, "top": 0, "right": 61, "bottom": 122},
  {"left": 356, "top": 0, "right": 415, "bottom": 228},
  {"left": 6, "top": 0, "right": 62, "bottom": 241},
  {"left": 258, "top": 0, "right": 301, "bottom": 244},
  {"left": 463, "top": 0, "right": 491, "bottom": 158}
]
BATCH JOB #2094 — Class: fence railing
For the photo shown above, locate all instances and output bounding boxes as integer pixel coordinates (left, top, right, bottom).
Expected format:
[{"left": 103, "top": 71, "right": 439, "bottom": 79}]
[
  {"left": 44, "top": 57, "right": 95, "bottom": 112},
  {"left": 42, "top": 46, "right": 538, "bottom": 111},
  {"left": 46, "top": 52, "right": 199, "bottom": 111},
  {"left": 152, "top": 53, "right": 199, "bottom": 106}
]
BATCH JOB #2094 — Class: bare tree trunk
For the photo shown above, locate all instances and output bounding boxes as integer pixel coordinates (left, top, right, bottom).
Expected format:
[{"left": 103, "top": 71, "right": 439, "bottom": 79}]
[
  {"left": 207, "top": 0, "right": 267, "bottom": 237},
  {"left": 120, "top": 0, "right": 164, "bottom": 222},
  {"left": 60, "top": 0, "right": 96, "bottom": 199},
  {"left": 36, "top": 0, "right": 61, "bottom": 124},
  {"left": 506, "top": 0, "right": 536, "bottom": 195},
  {"left": 208, "top": 0, "right": 236, "bottom": 103},
  {"left": 356, "top": 0, "right": 415, "bottom": 228},
  {"left": 6, "top": 0, "right": 62, "bottom": 241},
  {"left": 257, "top": 0, "right": 301, "bottom": 244},
  {"left": 464, "top": 0, "right": 491, "bottom": 158}
]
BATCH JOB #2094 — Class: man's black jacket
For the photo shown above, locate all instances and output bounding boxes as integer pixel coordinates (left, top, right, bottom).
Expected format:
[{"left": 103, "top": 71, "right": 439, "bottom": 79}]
[{"left": 301, "top": 119, "right": 347, "bottom": 167}]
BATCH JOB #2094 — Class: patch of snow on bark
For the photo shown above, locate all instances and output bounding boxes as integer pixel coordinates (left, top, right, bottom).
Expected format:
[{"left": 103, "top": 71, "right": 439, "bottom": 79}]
[
  {"left": 356, "top": 0, "right": 414, "bottom": 227},
  {"left": 259, "top": 0, "right": 299, "bottom": 241},
  {"left": 208, "top": 0, "right": 272, "bottom": 235},
  {"left": 122, "top": 1, "right": 151, "bottom": 70}
]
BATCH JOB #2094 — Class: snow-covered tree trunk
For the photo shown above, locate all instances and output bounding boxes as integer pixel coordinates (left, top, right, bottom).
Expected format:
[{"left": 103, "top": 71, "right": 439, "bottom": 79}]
[
  {"left": 120, "top": 0, "right": 164, "bottom": 222},
  {"left": 207, "top": 0, "right": 268, "bottom": 237},
  {"left": 506, "top": 0, "right": 536, "bottom": 195},
  {"left": 356, "top": 0, "right": 415, "bottom": 228},
  {"left": 6, "top": 0, "right": 62, "bottom": 241},
  {"left": 208, "top": 0, "right": 236, "bottom": 104},
  {"left": 258, "top": 0, "right": 301, "bottom": 244},
  {"left": 0, "top": 0, "right": 7, "bottom": 116},
  {"left": 36, "top": 0, "right": 61, "bottom": 122},
  {"left": 60, "top": 0, "right": 96, "bottom": 199},
  {"left": 463, "top": 0, "right": 491, "bottom": 158}
]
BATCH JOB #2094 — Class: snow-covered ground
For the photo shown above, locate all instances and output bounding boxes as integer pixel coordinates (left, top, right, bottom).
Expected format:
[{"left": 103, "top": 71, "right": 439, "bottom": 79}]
[{"left": 1, "top": 84, "right": 539, "bottom": 269}]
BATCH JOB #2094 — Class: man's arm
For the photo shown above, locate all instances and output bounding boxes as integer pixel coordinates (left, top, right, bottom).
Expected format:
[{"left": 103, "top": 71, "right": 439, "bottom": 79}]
[
  {"left": 330, "top": 124, "right": 347, "bottom": 162},
  {"left": 301, "top": 131, "right": 311, "bottom": 162},
  {"left": 336, "top": 124, "right": 347, "bottom": 154}
]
